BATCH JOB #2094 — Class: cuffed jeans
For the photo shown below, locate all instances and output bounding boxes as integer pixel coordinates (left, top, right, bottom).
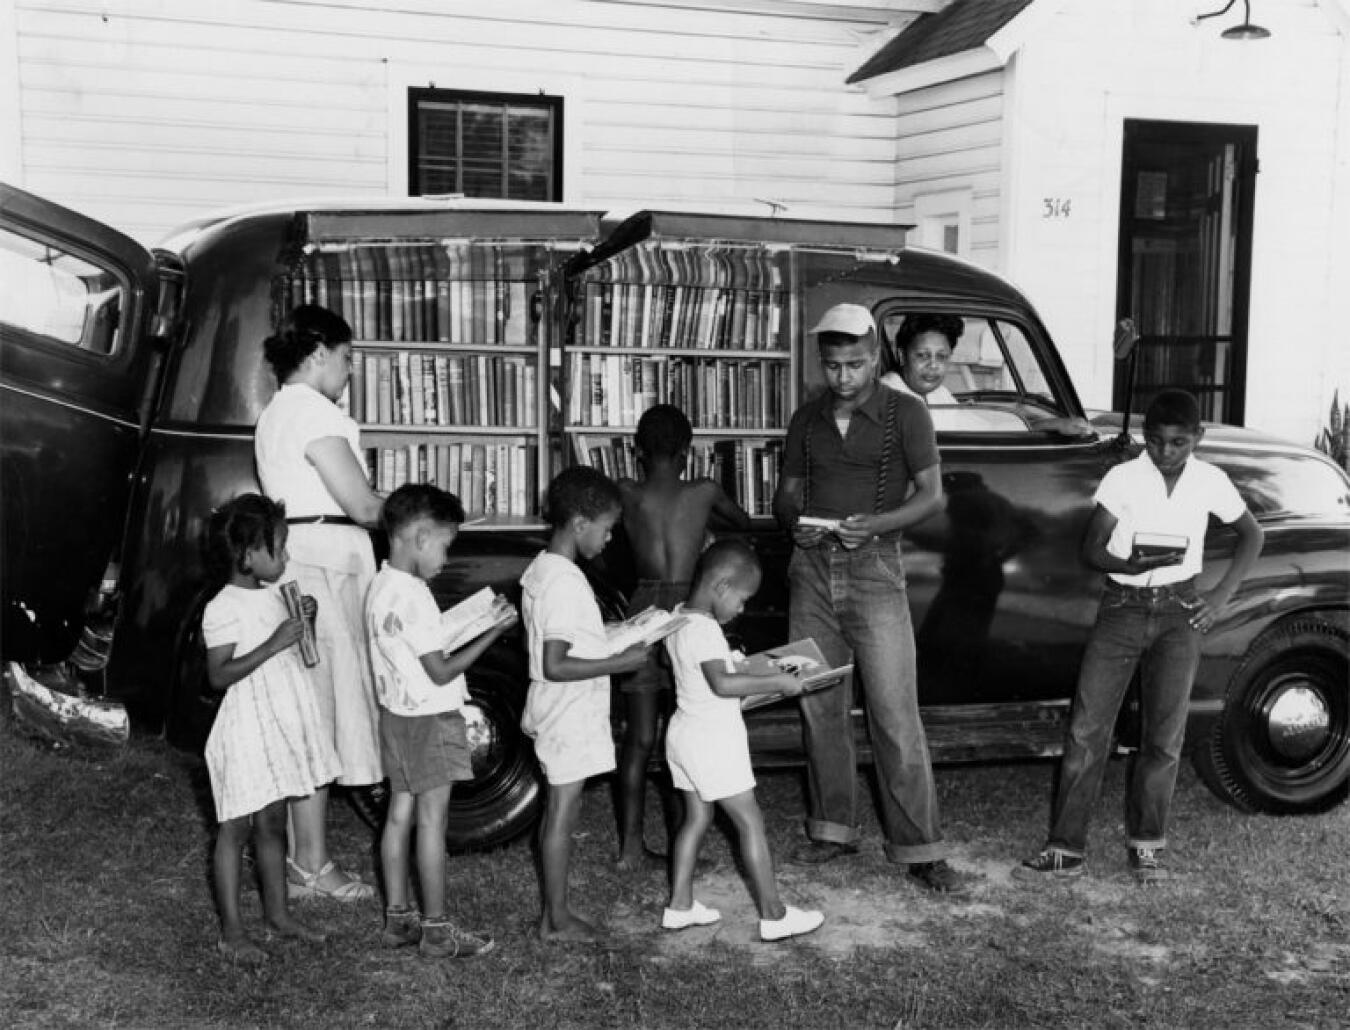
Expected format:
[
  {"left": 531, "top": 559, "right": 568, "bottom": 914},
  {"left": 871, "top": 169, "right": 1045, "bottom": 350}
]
[
  {"left": 1048, "top": 580, "right": 1203, "bottom": 855},
  {"left": 789, "top": 538, "right": 946, "bottom": 865}
]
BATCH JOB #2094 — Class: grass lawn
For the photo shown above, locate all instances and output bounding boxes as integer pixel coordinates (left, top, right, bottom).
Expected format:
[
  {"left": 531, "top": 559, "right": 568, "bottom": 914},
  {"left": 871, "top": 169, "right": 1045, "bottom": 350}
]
[{"left": 1, "top": 720, "right": 1347, "bottom": 1030}]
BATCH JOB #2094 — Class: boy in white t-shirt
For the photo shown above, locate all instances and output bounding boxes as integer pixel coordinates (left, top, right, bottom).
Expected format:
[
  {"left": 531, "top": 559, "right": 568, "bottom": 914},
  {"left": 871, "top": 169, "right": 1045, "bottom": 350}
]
[
  {"left": 367, "top": 484, "right": 517, "bottom": 958},
  {"left": 1015, "top": 389, "right": 1263, "bottom": 885},
  {"left": 663, "top": 539, "right": 824, "bottom": 942},
  {"left": 520, "top": 466, "right": 650, "bottom": 944}
]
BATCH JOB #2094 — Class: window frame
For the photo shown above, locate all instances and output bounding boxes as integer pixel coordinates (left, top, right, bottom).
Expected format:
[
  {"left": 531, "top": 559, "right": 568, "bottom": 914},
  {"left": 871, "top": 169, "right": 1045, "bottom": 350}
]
[{"left": 406, "top": 87, "right": 564, "bottom": 202}]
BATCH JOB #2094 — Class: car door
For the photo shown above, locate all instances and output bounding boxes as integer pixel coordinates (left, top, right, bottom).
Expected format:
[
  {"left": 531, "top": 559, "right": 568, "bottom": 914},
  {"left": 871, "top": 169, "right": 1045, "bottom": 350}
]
[{"left": 0, "top": 184, "right": 163, "bottom": 663}]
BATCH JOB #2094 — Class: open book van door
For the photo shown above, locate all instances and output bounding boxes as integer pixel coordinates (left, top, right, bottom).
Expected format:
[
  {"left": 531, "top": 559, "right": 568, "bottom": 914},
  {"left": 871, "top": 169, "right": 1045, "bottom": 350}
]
[{"left": 0, "top": 183, "right": 168, "bottom": 664}]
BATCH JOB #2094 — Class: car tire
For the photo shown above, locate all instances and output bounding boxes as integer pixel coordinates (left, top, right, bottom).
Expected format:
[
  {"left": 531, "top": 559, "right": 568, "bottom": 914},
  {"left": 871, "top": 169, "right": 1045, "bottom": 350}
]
[
  {"left": 1195, "top": 618, "right": 1350, "bottom": 814},
  {"left": 165, "top": 591, "right": 219, "bottom": 753},
  {"left": 347, "top": 662, "right": 544, "bottom": 852}
]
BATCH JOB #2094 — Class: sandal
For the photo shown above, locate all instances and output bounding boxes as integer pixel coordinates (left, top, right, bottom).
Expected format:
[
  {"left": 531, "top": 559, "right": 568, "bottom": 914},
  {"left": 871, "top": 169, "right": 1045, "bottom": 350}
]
[{"left": 286, "top": 857, "right": 376, "bottom": 902}]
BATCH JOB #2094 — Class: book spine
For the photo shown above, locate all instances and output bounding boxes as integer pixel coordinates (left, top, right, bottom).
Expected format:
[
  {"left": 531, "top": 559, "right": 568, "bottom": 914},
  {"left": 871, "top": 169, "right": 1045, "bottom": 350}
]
[{"left": 408, "top": 353, "right": 425, "bottom": 426}]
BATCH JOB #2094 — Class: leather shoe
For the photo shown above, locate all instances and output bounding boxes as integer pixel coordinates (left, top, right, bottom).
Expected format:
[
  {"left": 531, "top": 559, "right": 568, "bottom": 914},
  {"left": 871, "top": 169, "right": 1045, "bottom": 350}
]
[
  {"left": 908, "top": 859, "right": 975, "bottom": 895},
  {"left": 789, "top": 839, "right": 861, "bottom": 865}
]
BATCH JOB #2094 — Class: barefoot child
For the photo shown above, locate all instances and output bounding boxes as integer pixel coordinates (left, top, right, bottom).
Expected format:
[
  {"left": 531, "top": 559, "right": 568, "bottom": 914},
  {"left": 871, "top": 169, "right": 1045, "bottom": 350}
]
[
  {"left": 521, "top": 466, "right": 651, "bottom": 943},
  {"left": 663, "top": 539, "right": 825, "bottom": 942},
  {"left": 366, "top": 484, "right": 515, "bottom": 958},
  {"left": 202, "top": 494, "right": 337, "bottom": 962},
  {"left": 615, "top": 404, "right": 750, "bottom": 870}
]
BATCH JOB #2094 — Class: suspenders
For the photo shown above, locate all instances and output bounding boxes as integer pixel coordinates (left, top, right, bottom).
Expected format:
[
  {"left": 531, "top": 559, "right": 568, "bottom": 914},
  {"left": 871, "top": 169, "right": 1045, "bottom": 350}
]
[{"left": 802, "top": 388, "right": 899, "bottom": 519}]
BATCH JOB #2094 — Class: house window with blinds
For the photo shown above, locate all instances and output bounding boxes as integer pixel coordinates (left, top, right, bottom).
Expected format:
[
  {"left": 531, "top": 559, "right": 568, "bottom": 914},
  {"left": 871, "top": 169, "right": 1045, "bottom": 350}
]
[{"left": 409, "top": 88, "right": 563, "bottom": 202}]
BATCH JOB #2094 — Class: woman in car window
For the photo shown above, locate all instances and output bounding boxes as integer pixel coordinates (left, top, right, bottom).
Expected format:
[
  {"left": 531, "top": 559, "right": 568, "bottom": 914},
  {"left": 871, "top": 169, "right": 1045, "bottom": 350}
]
[
  {"left": 255, "top": 304, "right": 385, "bottom": 902},
  {"left": 880, "top": 313, "right": 962, "bottom": 405},
  {"left": 881, "top": 312, "right": 1093, "bottom": 436}
]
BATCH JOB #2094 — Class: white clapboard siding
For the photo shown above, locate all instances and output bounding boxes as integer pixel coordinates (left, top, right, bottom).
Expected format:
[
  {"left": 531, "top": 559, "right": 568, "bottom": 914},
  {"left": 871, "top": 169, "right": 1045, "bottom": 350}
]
[
  {"left": 1000, "top": 0, "right": 1349, "bottom": 446},
  {"left": 14, "top": 0, "right": 903, "bottom": 242},
  {"left": 890, "top": 69, "right": 1005, "bottom": 268}
]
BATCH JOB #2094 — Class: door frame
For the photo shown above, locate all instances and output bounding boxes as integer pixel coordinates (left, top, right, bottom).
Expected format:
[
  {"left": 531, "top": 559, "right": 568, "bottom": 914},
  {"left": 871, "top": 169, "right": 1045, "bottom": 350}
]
[{"left": 1114, "top": 119, "right": 1258, "bottom": 426}]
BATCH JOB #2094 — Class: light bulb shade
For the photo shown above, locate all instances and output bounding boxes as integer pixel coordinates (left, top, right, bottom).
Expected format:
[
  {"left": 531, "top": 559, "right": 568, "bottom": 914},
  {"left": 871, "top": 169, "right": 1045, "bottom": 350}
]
[{"left": 1221, "top": 21, "right": 1271, "bottom": 39}]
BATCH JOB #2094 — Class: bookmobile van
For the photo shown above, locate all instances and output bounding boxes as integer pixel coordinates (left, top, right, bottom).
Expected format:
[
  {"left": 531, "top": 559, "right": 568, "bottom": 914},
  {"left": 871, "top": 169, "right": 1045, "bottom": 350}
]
[{"left": 3, "top": 182, "right": 1348, "bottom": 848}]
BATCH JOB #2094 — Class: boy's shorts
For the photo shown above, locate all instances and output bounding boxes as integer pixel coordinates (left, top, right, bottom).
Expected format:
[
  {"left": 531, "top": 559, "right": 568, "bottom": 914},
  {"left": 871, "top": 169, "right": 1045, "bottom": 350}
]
[
  {"left": 380, "top": 708, "right": 473, "bottom": 795},
  {"left": 531, "top": 712, "right": 616, "bottom": 786},
  {"left": 665, "top": 715, "right": 755, "bottom": 803},
  {"left": 619, "top": 580, "right": 689, "bottom": 696}
]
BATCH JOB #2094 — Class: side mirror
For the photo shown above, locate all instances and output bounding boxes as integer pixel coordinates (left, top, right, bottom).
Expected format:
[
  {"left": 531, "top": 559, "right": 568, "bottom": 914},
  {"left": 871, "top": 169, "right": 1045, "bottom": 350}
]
[
  {"left": 1113, "top": 317, "right": 1139, "bottom": 361},
  {"left": 1113, "top": 317, "right": 1141, "bottom": 447}
]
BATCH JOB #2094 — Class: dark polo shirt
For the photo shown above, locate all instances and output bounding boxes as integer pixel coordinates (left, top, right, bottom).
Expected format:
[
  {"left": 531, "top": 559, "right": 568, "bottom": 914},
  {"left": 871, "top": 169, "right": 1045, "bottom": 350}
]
[{"left": 782, "top": 384, "right": 939, "bottom": 524}]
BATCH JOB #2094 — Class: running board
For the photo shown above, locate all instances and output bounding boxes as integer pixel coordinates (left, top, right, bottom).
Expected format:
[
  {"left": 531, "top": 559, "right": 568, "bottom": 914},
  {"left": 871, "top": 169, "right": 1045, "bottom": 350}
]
[
  {"left": 744, "top": 699, "right": 1071, "bottom": 768},
  {"left": 921, "top": 701, "right": 1070, "bottom": 763}
]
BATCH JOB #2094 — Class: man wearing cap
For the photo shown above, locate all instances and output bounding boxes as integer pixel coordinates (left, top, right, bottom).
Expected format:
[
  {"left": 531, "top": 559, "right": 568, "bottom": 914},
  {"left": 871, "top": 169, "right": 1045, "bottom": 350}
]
[{"left": 773, "top": 302, "right": 973, "bottom": 894}]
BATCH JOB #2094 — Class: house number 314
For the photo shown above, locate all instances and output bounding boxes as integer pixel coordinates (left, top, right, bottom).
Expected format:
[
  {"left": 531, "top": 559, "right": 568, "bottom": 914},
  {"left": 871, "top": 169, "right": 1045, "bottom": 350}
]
[{"left": 1042, "top": 197, "right": 1072, "bottom": 218}]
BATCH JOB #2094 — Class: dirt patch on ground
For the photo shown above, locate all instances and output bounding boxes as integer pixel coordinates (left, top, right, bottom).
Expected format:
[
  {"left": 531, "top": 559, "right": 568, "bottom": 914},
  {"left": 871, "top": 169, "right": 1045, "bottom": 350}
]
[
  {"left": 1262, "top": 942, "right": 1350, "bottom": 985},
  {"left": 606, "top": 846, "right": 1011, "bottom": 964}
]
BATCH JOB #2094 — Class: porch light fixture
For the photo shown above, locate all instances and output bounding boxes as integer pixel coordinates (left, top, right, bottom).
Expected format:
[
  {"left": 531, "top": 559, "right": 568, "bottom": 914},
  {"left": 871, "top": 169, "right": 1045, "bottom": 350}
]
[{"left": 1194, "top": 0, "right": 1271, "bottom": 40}]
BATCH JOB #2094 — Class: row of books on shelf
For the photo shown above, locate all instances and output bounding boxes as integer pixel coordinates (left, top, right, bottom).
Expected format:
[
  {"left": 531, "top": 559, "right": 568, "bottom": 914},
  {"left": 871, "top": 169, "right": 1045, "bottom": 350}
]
[
  {"left": 582, "top": 280, "right": 784, "bottom": 352},
  {"left": 564, "top": 352, "right": 789, "bottom": 430},
  {"left": 590, "top": 239, "right": 787, "bottom": 293},
  {"left": 343, "top": 351, "right": 537, "bottom": 429},
  {"left": 570, "top": 434, "right": 783, "bottom": 517},
  {"left": 289, "top": 243, "right": 535, "bottom": 345},
  {"left": 364, "top": 441, "right": 539, "bottom": 519}
]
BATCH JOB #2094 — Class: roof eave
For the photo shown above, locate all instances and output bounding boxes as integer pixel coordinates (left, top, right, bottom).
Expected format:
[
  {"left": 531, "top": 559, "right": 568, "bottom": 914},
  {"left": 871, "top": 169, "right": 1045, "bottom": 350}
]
[{"left": 858, "top": 44, "right": 1003, "bottom": 97}]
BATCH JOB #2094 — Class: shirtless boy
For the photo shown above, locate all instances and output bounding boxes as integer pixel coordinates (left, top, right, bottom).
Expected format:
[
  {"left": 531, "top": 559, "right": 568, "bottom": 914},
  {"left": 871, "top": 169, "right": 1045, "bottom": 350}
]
[{"left": 614, "top": 404, "right": 750, "bottom": 870}]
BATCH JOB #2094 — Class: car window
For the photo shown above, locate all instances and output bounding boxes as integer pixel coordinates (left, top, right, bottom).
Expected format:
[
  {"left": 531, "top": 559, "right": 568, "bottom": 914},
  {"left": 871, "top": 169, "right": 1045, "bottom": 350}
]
[
  {"left": 0, "top": 226, "right": 124, "bottom": 356},
  {"left": 875, "top": 309, "right": 1067, "bottom": 431}
]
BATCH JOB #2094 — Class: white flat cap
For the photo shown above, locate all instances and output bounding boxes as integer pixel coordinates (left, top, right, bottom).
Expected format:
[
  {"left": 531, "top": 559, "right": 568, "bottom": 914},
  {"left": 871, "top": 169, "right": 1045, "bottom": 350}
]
[{"left": 809, "top": 302, "right": 875, "bottom": 338}]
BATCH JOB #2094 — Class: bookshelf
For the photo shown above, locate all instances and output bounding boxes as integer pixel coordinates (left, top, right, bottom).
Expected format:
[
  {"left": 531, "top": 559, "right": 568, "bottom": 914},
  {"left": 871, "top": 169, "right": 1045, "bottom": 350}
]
[
  {"left": 277, "top": 207, "right": 913, "bottom": 528},
  {"left": 560, "top": 214, "right": 795, "bottom": 518},
  {"left": 283, "top": 209, "right": 602, "bottom": 526}
]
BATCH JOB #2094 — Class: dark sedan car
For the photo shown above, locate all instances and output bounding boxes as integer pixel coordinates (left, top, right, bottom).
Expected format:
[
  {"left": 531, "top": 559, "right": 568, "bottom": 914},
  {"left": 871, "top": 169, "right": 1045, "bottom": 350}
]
[{"left": 3, "top": 184, "right": 1347, "bottom": 849}]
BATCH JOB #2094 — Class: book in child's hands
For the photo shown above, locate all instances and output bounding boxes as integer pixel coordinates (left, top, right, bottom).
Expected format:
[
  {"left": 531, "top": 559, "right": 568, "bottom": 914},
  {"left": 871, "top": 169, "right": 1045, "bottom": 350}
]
[
  {"left": 439, "top": 587, "right": 517, "bottom": 653},
  {"left": 1132, "top": 532, "right": 1189, "bottom": 562},
  {"left": 604, "top": 606, "right": 689, "bottom": 654},
  {"left": 735, "top": 638, "right": 852, "bottom": 711},
  {"left": 797, "top": 515, "right": 841, "bottom": 532}
]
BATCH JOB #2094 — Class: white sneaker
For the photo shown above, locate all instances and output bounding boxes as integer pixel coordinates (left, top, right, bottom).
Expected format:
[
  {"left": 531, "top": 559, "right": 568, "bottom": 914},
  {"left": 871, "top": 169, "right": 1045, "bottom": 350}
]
[
  {"left": 661, "top": 900, "right": 722, "bottom": 930},
  {"left": 760, "top": 905, "right": 824, "bottom": 942}
]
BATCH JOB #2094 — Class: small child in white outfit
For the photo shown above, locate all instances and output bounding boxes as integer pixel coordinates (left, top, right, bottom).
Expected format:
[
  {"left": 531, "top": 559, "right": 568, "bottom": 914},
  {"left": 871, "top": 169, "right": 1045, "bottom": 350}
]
[
  {"left": 663, "top": 539, "right": 825, "bottom": 942},
  {"left": 520, "top": 466, "right": 650, "bottom": 944},
  {"left": 201, "top": 493, "right": 337, "bottom": 963}
]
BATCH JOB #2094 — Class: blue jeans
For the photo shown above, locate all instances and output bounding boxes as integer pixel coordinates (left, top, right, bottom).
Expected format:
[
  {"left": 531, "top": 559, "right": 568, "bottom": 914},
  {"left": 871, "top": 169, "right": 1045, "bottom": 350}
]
[
  {"left": 1048, "top": 580, "right": 1203, "bottom": 855},
  {"left": 788, "top": 538, "right": 946, "bottom": 865}
]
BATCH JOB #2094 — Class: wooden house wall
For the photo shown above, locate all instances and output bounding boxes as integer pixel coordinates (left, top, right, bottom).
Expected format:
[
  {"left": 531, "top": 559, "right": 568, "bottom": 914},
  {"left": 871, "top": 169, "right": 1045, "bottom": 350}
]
[
  {"left": 891, "top": 70, "right": 1005, "bottom": 270},
  {"left": 10, "top": 0, "right": 904, "bottom": 244},
  {"left": 1001, "top": 0, "right": 1348, "bottom": 443}
]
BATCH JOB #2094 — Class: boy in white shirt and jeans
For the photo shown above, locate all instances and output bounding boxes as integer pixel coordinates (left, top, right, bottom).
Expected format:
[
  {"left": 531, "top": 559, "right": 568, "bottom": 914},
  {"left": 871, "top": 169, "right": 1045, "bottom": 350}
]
[
  {"left": 366, "top": 484, "right": 517, "bottom": 957},
  {"left": 1016, "top": 389, "right": 1263, "bottom": 885}
]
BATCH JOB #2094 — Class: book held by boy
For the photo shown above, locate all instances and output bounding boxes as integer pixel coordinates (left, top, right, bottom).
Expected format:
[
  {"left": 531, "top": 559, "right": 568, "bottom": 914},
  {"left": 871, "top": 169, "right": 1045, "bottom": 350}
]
[
  {"left": 439, "top": 587, "right": 517, "bottom": 653},
  {"left": 797, "top": 516, "right": 841, "bottom": 532},
  {"left": 603, "top": 606, "right": 689, "bottom": 653},
  {"left": 1131, "top": 532, "right": 1189, "bottom": 562},
  {"left": 735, "top": 638, "right": 851, "bottom": 711}
]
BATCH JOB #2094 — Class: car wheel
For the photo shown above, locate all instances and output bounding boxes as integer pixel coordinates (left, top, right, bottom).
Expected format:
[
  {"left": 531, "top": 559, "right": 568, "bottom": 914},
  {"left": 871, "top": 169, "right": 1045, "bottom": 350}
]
[
  {"left": 1195, "top": 618, "right": 1350, "bottom": 814},
  {"left": 165, "top": 592, "right": 219, "bottom": 752},
  {"left": 348, "top": 665, "right": 544, "bottom": 852}
]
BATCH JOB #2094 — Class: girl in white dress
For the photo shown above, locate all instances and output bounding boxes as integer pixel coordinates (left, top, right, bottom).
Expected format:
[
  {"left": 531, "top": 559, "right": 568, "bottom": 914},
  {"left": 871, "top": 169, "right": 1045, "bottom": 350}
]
[{"left": 202, "top": 493, "right": 340, "bottom": 962}]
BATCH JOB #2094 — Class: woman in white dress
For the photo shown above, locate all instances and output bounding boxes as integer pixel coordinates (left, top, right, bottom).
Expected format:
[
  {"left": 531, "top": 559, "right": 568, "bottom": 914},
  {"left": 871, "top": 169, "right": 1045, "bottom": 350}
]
[{"left": 255, "top": 305, "right": 384, "bottom": 901}]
